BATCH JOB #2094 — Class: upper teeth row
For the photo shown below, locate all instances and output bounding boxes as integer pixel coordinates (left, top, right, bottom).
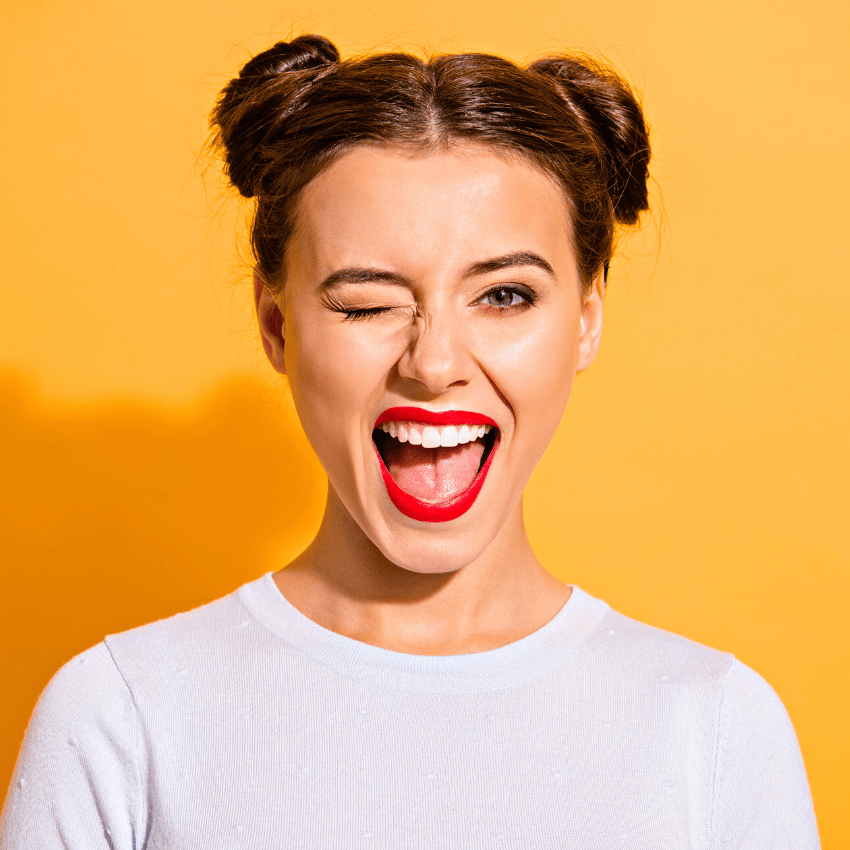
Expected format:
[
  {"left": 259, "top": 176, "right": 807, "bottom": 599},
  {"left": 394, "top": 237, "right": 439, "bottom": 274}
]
[{"left": 379, "top": 421, "right": 492, "bottom": 448}]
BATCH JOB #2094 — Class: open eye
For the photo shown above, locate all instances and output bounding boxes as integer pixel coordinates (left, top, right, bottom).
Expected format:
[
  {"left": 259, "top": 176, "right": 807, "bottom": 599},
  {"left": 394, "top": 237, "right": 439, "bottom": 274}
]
[{"left": 479, "top": 285, "right": 537, "bottom": 311}]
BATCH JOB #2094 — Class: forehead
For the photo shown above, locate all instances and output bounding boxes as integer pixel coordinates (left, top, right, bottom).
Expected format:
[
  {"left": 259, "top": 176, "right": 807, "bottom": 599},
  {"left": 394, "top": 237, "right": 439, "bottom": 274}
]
[{"left": 290, "top": 143, "right": 575, "bottom": 281}]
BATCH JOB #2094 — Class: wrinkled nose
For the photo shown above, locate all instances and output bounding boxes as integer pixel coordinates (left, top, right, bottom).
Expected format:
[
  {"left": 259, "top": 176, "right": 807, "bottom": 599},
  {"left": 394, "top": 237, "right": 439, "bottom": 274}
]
[{"left": 396, "top": 311, "right": 474, "bottom": 396}]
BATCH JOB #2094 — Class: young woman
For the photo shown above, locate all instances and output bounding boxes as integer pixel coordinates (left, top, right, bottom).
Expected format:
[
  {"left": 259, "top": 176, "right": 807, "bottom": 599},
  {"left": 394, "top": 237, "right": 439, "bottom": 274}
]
[{"left": 1, "top": 35, "right": 819, "bottom": 848}]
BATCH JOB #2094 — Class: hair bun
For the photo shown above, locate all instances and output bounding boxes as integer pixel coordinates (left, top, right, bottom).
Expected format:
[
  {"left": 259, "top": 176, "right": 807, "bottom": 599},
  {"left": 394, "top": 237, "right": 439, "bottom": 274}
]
[
  {"left": 529, "top": 56, "right": 650, "bottom": 226},
  {"left": 238, "top": 34, "right": 340, "bottom": 78},
  {"left": 212, "top": 35, "right": 340, "bottom": 198}
]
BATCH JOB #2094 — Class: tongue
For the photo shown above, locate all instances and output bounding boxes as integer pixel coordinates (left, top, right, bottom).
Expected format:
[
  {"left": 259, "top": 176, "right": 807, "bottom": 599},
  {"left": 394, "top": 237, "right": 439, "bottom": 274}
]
[{"left": 383, "top": 440, "right": 485, "bottom": 503}]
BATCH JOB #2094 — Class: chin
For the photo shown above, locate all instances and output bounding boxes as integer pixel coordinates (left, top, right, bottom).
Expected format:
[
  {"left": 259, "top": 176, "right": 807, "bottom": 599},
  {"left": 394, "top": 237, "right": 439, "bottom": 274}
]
[
  {"left": 358, "top": 486, "right": 518, "bottom": 577},
  {"left": 371, "top": 531, "right": 489, "bottom": 576}
]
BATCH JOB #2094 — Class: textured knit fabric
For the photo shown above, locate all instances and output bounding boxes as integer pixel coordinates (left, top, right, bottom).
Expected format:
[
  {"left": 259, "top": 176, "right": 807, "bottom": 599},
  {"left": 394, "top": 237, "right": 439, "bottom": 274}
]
[{"left": 1, "top": 573, "right": 819, "bottom": 849}]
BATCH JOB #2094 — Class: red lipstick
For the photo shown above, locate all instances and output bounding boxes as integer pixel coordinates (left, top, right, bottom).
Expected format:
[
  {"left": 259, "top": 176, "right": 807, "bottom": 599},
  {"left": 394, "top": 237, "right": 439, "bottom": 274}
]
[
  {"left": 372, "top": 407, "right": 500, "bottom": 523},
  {"left": 374, "top": 407, "right": 497, "bottom": 429}
]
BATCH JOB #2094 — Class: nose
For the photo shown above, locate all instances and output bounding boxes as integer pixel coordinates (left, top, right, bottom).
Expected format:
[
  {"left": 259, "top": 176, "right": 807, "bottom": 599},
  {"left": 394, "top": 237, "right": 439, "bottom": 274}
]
[{"left": 396, "top": 309, "right": 474, "bottom": 396}]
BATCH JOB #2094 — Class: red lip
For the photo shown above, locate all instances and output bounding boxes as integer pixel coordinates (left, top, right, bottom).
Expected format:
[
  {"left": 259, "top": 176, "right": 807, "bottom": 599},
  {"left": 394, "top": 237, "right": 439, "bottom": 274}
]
[
  {"left": 374, "top": 407, "right": 497, "bottom": 428},
  {"left": 372, "top": 407, "right": 500, "bottom": 523}
]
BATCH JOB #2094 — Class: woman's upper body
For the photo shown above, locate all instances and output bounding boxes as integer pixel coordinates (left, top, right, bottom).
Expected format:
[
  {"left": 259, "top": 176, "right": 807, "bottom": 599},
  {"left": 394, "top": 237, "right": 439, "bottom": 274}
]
[
  {"left": 0, "top": 573, "right": 819, "bottom": 849},
  {"left": 1, "top": 35, "right": 820, "bottom": 847}
]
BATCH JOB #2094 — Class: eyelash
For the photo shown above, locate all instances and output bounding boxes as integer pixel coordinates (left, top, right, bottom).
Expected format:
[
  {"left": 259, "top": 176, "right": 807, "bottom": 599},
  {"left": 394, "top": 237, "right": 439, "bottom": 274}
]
[
  {"left": 341, "top": 306, "right": 399, "bottom": 322},
  {"left": 327, "top": 285, "right": 538, "bottom": 322},
  {"left": 478, "top": 285, "right": 537, "bottom": 312}
]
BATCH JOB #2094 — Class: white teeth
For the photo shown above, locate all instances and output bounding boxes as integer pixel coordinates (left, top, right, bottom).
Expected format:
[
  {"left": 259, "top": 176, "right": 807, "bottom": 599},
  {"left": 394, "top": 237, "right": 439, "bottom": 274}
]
[
  {"left": 378, "top": 420, "right": 494, "bottom": 447},
  {"left": 421, "top": 426, "right": 441, "bottom": 448},
  {"left": 440, "top": 426, "right": 459, "bottom": 447}
]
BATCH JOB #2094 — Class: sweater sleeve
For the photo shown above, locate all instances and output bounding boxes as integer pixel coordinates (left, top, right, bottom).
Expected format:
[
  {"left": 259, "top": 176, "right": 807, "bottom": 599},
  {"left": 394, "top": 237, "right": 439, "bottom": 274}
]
[
  {"left": 711, "top": 659, "right": 820, "bottom": 849},
  {"left": 0, "top": 642, "right": 148, "bottom": 849}
]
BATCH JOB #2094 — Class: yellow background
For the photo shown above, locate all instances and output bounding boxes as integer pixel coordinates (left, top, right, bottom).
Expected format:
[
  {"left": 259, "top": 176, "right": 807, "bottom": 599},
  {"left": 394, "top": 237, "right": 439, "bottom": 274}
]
[{"left": 2, "top": 0, "right": 847, "bottom": 841}]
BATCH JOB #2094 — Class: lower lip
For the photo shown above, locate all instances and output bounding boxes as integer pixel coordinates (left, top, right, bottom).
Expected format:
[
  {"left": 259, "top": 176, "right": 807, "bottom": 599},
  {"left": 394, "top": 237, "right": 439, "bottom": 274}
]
[{"left": 373, "top": 435, "right": 500, "bottom": 523}]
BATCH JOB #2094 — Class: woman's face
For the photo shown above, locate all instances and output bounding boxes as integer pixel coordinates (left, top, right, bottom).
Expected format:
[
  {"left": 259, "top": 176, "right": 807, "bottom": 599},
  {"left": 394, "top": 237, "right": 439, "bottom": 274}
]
[{"left": 257, "top": 142, "right": 603, "bottom": 574}]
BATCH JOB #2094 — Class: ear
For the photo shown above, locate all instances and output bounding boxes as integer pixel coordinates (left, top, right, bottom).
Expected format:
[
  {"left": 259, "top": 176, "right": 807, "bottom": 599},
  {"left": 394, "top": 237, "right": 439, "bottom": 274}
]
[
  {"left": 576, "top": 273, "right": 605, "bottom": 372},
  {"left": 254, "top": 273, "right": 287, "bottom": 375}
]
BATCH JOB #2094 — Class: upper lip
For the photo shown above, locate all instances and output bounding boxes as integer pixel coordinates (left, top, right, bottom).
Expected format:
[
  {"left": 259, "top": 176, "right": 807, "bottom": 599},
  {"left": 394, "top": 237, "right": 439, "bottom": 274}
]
[{"left": 374, "top": 406, "right": 498, "bottom": 429}]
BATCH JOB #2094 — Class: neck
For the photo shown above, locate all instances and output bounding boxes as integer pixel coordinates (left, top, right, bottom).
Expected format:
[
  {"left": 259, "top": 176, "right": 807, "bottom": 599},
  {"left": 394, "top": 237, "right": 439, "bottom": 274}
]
[{"left": 274, "top": 487, "right": 571, "bottom": 655}]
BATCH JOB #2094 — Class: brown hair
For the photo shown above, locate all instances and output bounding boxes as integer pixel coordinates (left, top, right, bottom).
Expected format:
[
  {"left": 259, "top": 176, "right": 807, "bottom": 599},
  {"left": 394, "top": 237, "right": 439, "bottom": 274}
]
[{"left": 212, "top": 34, "right": 650, "bottom": 292}]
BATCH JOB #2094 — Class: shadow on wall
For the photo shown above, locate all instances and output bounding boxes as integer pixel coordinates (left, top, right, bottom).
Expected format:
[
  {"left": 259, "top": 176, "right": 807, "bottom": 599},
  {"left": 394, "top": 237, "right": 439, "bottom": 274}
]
[{"left": 0, "top": 372, "right": 326, "bottom": 796}]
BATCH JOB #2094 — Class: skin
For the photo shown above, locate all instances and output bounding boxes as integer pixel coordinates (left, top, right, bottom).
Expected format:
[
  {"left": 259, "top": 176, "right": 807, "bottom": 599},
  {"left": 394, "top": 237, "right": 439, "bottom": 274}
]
[{"left": 255, "top": 142, "right": 604, "bottom": 655}]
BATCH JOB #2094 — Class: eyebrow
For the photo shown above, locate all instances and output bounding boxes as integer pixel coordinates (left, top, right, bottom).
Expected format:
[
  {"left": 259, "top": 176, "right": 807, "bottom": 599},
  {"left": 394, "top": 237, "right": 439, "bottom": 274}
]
[
  {"left": 318, "top": 251, "right": 555, "bottom": 290},
  {"left": 463, "top": 251, "right": 555, "bottom": 279},
  {"left": 319, "top": 268, "right": 412, "bottom": 289}
]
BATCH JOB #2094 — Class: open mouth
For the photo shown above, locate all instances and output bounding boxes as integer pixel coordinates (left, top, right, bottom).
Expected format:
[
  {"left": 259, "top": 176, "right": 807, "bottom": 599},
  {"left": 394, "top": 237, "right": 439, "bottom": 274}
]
[{"left": 372, "top": 407, "right": 500, "bottom": 523}]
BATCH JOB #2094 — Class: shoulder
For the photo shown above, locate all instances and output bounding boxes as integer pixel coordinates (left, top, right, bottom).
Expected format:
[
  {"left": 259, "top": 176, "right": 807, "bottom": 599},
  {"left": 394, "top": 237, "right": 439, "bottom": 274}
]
[
  {"left": 577, "top": 593, "right": 820, "bottom": 847},
  {"left": 28, "top": 640, "right": 134, "bottom": 725},
  {"left": 1, "top": 582, "right": 261, "bottom": 843},
  {"left": 573, "top": 589, "right": 736, "bottom": 689},
  {"left": 9, "top": 581, "right": 257, "bottom": 791},
  {"left": 717, "top": 657, "right": 800, "bottom": 739},
  {"left": 103, "top": 580, "right": 251, "bottom": 663},
  {"left": 711, "top": 658, "right": 820, "bottom": 846},
  {"left": 583, "top": 596, "right": 803, "bottom": 752},
  {"left": 583, "top": 596, "right": 800, "bottom": 739},
  {"left": 20, "top": 581, "right": 255, "bottom": 719},
  {"left": 10, "top": 641, "right": 138, "bottom": 766},
  {"left": 0, "top": 642, "right": 148, "bottom": 845},
  {"left": 97, "top": 576, "right": 289, "bottom": 717},
  {"left": 572, "top": 594, "right": 820, "bottom": 845}
]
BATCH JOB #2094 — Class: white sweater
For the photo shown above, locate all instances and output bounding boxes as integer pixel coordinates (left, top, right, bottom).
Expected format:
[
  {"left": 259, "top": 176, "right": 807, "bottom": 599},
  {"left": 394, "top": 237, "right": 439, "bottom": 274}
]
[{"left": 1, "top": 573, "right": 819, "bottom": 849}]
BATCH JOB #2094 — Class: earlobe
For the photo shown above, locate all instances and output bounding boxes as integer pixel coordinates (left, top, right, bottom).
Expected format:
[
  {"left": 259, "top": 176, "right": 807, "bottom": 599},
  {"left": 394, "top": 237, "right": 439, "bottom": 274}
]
[
  {"left": 254, "top": 273, "right": 287, "bottom": 375},
  {"left": 576, "top": 274, "right": 605, "bottom": 372}
]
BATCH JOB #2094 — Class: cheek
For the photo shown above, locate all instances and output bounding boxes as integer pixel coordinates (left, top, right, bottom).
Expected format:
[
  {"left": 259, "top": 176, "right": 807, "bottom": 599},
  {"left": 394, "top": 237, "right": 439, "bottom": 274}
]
[
  {"left": 284, "top": 309, "right": 401, "bottom": 440},
  {"left": 478, "top": 315, "right": 578, "bottom": 448}
]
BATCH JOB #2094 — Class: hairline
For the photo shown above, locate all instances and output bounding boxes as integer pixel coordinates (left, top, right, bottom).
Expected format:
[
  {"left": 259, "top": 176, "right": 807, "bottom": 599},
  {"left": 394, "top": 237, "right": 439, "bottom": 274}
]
[{"left": 266, "top": 136, "right": 581, "bottom": 293}]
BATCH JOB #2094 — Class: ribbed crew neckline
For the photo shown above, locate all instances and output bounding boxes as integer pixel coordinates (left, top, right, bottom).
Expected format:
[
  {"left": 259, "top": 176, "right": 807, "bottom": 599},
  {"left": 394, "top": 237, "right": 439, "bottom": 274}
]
[{"left": 238, "top": 572, "right": 609, "bottom": 693}]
